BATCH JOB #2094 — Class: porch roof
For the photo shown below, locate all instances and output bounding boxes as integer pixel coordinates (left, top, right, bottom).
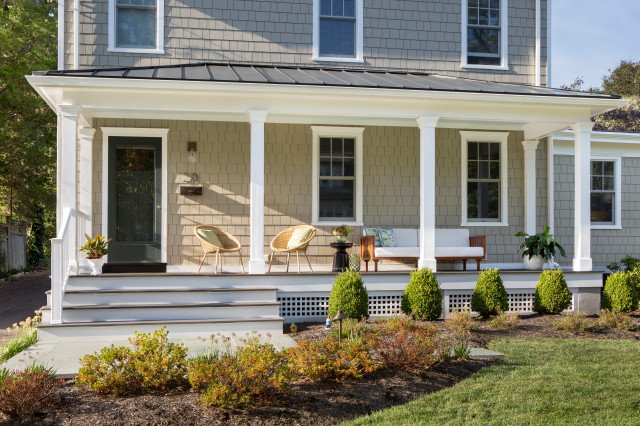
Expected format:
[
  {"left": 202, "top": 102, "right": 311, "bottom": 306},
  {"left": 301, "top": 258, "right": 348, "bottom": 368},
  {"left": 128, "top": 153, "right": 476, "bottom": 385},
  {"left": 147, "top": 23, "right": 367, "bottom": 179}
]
[{"left": 34, "top": 62, "right": 619, "bottom": 100}]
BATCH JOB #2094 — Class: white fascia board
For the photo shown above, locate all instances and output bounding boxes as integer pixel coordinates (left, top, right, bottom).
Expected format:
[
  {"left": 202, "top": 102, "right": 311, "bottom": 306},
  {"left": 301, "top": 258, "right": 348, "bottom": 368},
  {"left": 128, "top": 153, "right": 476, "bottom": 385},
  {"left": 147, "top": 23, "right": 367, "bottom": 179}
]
[{"left": 554, "top": 130, "right": 640, "bottom": 145}]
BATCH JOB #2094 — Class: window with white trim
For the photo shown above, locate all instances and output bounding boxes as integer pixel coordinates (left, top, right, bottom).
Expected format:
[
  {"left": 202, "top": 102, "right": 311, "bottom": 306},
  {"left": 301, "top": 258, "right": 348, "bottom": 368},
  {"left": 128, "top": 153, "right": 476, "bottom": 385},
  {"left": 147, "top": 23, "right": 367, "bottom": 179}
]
[
  {"left": 313, "top": 0, "right": 363, "bottom": 62},
  {"left": 109, "top": 0, "right": 164, "bottom": 53},
  {"left": 591, "top": 158, "right": 621, "bottom": 228},
  {"left": 462, "top": 0, "right": 508, "bottom": 68},
  {"left": 311, "top": 127, "right": 363, "bottom": 225},
  {"left": 460, "top": 131, "right": 509, "bottom": 226}
]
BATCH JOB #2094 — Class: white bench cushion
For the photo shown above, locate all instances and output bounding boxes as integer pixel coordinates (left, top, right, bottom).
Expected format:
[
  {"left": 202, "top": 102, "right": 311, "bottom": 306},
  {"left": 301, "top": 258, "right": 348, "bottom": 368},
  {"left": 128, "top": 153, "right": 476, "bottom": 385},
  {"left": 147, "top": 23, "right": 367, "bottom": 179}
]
[
  {"left": 435, "top": 246, "right": 484, "bottom": 258},
  {"left": 393, "top": 228, "right": 418, "bottom": 247},
  {"left": 375, "top": 247, "right": 420, "bottom": 258},
  {"left": 435, "top": 229, "right": 470, "bottom": 248}
]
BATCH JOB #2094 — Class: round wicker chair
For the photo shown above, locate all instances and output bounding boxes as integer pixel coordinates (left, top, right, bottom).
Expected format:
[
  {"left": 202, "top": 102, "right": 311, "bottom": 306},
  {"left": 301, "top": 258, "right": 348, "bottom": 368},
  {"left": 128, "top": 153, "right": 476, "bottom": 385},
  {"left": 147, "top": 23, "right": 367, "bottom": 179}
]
[
  {"left": 268, "top": 225, "right": 316, "bottom": 273},
  {"left": 194, "top": 225, "right": 244, "bottom": 274}
]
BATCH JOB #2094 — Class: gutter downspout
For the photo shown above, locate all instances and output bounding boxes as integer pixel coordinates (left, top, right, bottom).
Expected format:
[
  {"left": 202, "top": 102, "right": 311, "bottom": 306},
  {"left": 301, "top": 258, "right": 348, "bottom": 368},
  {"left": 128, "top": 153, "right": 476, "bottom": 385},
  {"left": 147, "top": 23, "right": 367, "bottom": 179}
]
[
  {"left": 535, "top": 0, "right": 541, "bottom": 86},
  {"left": 73, "top": 0, "right": 79, "bottom": 69},
  {"left": 57, "top": 0, "right": 64, "bottom": 70}
]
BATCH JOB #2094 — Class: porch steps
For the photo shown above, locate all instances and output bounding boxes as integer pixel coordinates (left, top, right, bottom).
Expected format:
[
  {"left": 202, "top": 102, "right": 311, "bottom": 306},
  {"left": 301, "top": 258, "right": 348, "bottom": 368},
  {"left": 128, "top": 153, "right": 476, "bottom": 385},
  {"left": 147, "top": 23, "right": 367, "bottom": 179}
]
[{"left": 38, "top": 274, "right": 286, "bottom": 342}]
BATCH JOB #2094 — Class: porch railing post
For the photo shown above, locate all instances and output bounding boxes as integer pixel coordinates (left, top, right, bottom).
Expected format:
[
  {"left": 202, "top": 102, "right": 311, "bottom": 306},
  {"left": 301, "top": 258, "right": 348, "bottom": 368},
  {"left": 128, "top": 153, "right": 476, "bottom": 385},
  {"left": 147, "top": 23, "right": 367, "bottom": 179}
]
[
  {"left": 417, "top": 116, "right": 439, "bottom": 271},
  {"left": 571, "top": 122, "right": 592, "bottom": 271},
  {"left": 248, "top": 110, "right": 268, "bottom": 274}
]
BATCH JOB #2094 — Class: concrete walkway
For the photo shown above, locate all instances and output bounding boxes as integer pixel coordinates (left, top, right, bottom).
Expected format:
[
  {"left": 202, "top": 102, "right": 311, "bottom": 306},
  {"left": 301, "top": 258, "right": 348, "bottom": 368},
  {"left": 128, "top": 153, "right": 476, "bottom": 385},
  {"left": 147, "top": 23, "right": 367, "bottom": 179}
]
[{"left": 1, "top": 333, "right": 297, "bottom": 378}]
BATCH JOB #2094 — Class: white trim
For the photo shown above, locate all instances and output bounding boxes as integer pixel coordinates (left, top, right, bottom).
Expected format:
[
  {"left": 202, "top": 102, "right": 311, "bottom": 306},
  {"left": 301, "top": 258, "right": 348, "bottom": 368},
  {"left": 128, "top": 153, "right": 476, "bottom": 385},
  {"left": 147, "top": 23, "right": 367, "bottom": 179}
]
[
  {"left": 100, "top": 127, "right": 169, "bottom": 263},
  {"left": 461, "top": 0, "right": 509, "bottom": 70},
  {"left": 534, "top": 0, "right": 541, "bottom": 86},
  {"left": 108, "top": 0, "right": 165, "bottom": 54},
  {"left": 590, "top": 155, "right": 622, "bottom": 230},
  {"left": 417, "top": 116, "right": 439, "bottom": 270},
  {"left": 57, "top": 0, "right": 64, "bottom": 70},
  {"left": 522, "top": 139, "right": 539, "bottom": 234},
  {"left": 73, "top": 0, "right": 79, "bottom": 69},
  {"left": 571, "top": 122, "right": 592, "bottom": 271},
  {"left": 312, "top": 0, "right": 363, "bottom": 62},
  {"left": 460, "top": 131, "right": 510, "bottom": 227},
  {"left": 547, "top": 0, "right": 552, "bottom": 87},
  {"left": 311, "top": 126, "right": 364, "bottom": 225},
  {"left": 547, "top": 135, "right": 555, "bottom": 234},
  {"left": 248, "top": 110, "right": 268, "bottom": 275}
]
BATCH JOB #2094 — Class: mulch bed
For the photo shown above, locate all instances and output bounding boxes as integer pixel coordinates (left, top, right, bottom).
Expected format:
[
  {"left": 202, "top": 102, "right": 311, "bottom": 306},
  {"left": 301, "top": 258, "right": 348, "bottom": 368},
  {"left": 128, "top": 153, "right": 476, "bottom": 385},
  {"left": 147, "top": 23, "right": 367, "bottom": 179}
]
[{"left": 2, "top": 313, "right": 640, "bottom": 425}]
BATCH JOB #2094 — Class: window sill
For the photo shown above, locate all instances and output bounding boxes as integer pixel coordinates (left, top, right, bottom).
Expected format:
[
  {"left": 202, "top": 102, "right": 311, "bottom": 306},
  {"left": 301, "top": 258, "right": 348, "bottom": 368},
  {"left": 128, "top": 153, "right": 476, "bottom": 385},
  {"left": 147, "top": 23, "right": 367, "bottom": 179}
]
[
  {"left": 460, "top": 64, "right": 509, "bottom": 71},
  {"left": 108, "top": 47, "right": 165, "bottom": 55},
  {"left": 591, "top": 224, "right": 622, "bottom": 230},
  {"left": 312, "top": 56, "right": 364, "bottom": 63},
  {"left": 312, "top": 221, "right": 364, "bottom": 227},
  {"left": 461, "top": 221, "right": 509, "bottom": 227}
]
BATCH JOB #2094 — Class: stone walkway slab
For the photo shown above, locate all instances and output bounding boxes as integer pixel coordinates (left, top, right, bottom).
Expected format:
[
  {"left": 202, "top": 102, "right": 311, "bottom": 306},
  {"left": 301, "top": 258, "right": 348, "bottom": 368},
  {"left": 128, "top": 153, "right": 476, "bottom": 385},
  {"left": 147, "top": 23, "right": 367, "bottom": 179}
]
[{"left": 469, "top": 347, "right": 505, "bottom": 360}]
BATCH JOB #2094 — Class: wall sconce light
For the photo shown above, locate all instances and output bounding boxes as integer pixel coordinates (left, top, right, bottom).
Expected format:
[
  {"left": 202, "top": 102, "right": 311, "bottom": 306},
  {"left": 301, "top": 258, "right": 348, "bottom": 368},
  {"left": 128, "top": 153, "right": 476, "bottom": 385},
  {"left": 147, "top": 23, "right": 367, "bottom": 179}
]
[{"left": 187, "top": 141, "right": 197, "bottom": 162}]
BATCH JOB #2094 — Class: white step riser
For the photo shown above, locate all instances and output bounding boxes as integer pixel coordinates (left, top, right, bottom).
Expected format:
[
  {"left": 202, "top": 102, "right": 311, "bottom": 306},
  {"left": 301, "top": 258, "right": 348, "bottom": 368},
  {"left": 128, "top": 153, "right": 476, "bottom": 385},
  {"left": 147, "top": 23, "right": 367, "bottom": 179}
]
[
  {"left": 67, "top": 275, "right": 279, "bottom": 291},
  {"left": 38, "top": 320, "right": 284, "bottom": 341},
  {"left": 48, "top": 290, "right": 277, "bottom": 306},
  {"left": 44, "top": 305, "right": 280, "bottom": 323}
]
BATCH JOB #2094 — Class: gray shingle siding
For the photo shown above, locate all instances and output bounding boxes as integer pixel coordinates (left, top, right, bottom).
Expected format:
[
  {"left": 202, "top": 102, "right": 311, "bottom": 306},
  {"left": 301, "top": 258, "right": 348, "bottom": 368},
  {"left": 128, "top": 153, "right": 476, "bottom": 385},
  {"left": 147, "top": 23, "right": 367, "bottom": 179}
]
[{"left": 66, "top": 0, "right": 547, "bottom": 85}]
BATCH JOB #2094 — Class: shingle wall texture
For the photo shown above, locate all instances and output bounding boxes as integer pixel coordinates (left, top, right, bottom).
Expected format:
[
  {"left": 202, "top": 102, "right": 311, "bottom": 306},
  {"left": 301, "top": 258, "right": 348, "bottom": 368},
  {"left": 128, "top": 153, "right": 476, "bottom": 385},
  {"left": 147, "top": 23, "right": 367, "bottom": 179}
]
[
  {"left": 90, "top": 120, "right": 544, "bottom": 267},
  {"left": 66, "top": 0, "right": 547, "bottom": 85},
  {"left": 554, "top": 155, "right": 640, "bottom": 268}
]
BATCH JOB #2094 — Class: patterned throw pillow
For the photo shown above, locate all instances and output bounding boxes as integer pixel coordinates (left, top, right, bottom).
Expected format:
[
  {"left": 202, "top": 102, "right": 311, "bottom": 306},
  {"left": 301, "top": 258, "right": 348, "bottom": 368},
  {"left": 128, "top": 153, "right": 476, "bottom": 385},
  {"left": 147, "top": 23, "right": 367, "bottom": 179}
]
[
  {"left": 287, "top": 227, "right": 314, "bottom": 249},
  {"left": 197, "top": 229, "right": 223, "bottom": 248},
  {"left": 363, "top": 227, "right": 381, "bottom": 247},
  {"left": 377, "top": 227, "right": 396, "bottom": 247}
]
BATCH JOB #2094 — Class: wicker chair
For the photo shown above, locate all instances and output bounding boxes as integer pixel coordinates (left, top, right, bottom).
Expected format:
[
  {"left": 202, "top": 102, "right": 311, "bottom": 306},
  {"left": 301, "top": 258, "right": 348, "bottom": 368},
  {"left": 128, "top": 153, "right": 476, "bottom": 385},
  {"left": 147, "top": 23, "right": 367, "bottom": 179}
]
[
  {"left": 194, "top": 225, "right": 244, "bottom": 274},
  {"left": 268, "top": 225, "right": 316, "bottom": 273}
]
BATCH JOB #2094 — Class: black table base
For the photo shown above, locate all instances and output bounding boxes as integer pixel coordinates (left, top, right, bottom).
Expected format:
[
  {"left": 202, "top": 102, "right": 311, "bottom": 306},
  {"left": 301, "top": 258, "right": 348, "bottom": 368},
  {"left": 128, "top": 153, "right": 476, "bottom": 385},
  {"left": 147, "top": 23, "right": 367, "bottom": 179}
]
[{"left": 330, "top": 242, "right": 353, "bottom": 272}]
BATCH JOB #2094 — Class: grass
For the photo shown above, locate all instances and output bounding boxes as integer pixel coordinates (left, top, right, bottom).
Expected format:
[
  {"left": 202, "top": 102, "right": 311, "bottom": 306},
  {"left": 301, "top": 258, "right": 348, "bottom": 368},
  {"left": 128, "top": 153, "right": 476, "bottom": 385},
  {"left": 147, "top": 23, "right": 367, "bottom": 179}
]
[{"left": 347, "top": 338, "right": 640, "bottom": 425}]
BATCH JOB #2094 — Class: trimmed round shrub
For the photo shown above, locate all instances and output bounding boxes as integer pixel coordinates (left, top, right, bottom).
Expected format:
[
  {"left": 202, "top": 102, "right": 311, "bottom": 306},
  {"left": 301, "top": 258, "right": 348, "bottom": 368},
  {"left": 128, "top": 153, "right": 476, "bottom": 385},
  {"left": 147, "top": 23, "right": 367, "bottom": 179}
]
[
  {"left": 533, "top": 269, "right": 572, "bottom": 314},
  {"left": 602, "top": 271, "right": 639, "bottom": 313},
  {"left": 401, "top": 268, "right": 442, "bottom": 321},
  {"left": 328, "top": 271, "right": 369, "bottom": 320},
  {"left": 471, "top": 269, "right": 508, "bottom": 317}
]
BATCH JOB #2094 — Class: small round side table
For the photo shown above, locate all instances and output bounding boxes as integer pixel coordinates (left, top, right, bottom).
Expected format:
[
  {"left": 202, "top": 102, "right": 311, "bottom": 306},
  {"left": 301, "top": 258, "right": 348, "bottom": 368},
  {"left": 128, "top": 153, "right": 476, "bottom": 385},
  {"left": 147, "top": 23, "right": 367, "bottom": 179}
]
[{"left": 330, "top": 242, "right": 353, "bottom": 273}]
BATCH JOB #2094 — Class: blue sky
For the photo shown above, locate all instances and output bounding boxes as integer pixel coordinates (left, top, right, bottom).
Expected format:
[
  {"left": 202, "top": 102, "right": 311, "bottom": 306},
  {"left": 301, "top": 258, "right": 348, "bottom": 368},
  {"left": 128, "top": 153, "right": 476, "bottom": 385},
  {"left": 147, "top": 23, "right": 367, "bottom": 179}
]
[{"left": 551, "top": 0, "right": 640, "bottom": 90}]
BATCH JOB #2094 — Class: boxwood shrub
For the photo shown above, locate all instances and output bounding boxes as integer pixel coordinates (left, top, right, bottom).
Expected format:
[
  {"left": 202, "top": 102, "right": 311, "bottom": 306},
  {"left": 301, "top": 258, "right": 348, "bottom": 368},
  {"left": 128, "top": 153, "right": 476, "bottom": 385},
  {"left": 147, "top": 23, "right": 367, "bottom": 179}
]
[
  {"left": 328, "top": 271, "right": 369, "bottom": 320},
  {"left": 401, "top": 268, "right": 442, "bottom": 321},
  {"left": 471, "top": 269, "right": 508, "bottom": 317},
  {"left": 533, "top": 269, "right": 572, "bottom": 314},
  {"left": 602, "top": 271, "right": 639, "bottom": 313}
]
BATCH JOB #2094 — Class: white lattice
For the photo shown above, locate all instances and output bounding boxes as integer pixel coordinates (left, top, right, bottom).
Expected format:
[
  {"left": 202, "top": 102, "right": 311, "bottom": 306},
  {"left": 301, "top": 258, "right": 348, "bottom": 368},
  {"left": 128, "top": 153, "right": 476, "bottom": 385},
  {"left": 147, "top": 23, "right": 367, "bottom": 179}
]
[
  {"left": 448, "top": 293, "right": 473, "bottom": 313},
  {"left": 278, "top": 296, "right": 329, "bottom": 318},
  {"left": 508, "top": 292, "right": 535, "bottom": 312},
  {"left": 368, "top": 294, "right": 403, "bottom": 316}
]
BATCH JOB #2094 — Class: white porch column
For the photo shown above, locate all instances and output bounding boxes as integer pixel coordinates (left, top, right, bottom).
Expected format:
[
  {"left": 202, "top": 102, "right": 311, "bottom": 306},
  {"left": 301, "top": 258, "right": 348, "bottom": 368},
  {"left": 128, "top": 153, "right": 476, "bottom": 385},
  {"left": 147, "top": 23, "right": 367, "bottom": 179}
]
[
  {"left": 77, "top": 127, "right": 95, "bottom": 270},
  {"left": 572, "top": 122, "right": 592, "bottom": 271},
  {"left": 522, "top": 139, "right": 539, "bottom": 235},
  {"left": 417, "top": 116, "right": 439, "bottom": 270},
  {"left": 59, "top": 105, "right": 79, "bottom": 271},
  {"left": 248, "top": 110, "right": 268, "bottom": 274}
]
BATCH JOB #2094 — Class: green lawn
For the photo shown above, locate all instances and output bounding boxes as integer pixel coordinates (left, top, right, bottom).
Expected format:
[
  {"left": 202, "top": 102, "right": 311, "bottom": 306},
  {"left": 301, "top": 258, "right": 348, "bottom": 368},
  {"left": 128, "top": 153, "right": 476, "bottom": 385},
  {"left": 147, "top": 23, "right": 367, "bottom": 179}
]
[{"left": 348, "top": 339, "right": 640, "bottom": 425}]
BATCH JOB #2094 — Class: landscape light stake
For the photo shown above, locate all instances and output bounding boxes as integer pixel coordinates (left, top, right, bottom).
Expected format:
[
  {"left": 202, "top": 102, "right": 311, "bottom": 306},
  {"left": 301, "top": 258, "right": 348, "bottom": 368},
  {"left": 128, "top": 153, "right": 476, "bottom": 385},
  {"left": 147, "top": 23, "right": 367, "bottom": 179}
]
[{"left": 334, "top": 310, "right": 347, "bottom": 342}]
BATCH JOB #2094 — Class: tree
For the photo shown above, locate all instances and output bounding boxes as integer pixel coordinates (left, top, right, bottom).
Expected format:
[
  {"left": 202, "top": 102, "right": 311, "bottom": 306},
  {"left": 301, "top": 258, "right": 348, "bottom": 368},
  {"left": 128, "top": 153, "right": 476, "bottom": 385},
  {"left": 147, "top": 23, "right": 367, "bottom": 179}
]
[
  {"left": 0, "top": 0, "right": 58, "bottom": 265},
  {"left": 602, "top": 60, "right": 640, "bottom": 97}
]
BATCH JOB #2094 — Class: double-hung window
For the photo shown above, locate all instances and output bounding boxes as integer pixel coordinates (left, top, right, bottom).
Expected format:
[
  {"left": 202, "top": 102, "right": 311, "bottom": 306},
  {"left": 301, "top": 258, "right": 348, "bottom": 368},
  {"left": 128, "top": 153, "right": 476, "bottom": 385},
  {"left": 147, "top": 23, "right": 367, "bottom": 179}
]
[
  {"left": 311, "top": 127, "right": 364, "bottom": 225},
  {"left": 313, "top": 0, "right": 363, "bottom": 62},
  {"left": 109, "top": 0, "right": 164, "bottom": 53},
  {"left": 462, "top": 0, "right": 508, "bottom": 69},
  {"left": 460, "top": 131, "right": 509, "bottom": 226},
  {"left": 591, "top": 158, "right": 621, "bottom": 228}
]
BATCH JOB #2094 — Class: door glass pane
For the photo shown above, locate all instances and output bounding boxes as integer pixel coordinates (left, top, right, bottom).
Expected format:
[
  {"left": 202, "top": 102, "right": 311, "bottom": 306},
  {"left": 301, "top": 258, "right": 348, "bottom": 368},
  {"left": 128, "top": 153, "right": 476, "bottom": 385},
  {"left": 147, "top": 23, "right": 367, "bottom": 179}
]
[
  {"left": 115, "top": 147, "right": 155, "bottom": 242},
  {"left": 117, "top": 7, "right": 156, "bottom": 48},
  {"left": 319, "top": 179, "right": 354, "bottom": 219}
]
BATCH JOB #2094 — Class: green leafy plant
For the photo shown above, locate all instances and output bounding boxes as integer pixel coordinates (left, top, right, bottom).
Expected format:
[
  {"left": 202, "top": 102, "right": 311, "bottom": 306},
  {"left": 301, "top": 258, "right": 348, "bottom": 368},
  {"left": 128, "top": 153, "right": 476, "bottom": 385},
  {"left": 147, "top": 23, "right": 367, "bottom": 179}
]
[
  {"left": 0, "top": 310, "right": 42, "bottom": 363},
  {"left": 401, "top": 267, "right": 442, "bottom": 321},
  {"left": 76, "top": 327, "right": 188, "bottom": 395},
  {"left": 515, "top": 225, "right": 566, "bottom": 261},
  {"left": 598, "top": 309, "right": 636, "bottom": 331},
  {"left": 78, "top": 233, "right": 111, "bottom": 259},
  {"left": 533, "top": 269, "right": 573, "bottom": 314},
  {"left": 189, "top": 335, "right": 294, "bottom": 408},
  {"left": 327, "top": 271, "right": 369, "bottom": 320},
  {"left": 452, "top": 342, "right": 471, "bottom": 359},
  {"left": 330, "top": 318, "right": 372, "bottom": 341},
  {"left": 487, "top": 311, "right": 520, "bottom": 330},
  {"left": 332, "top": 225, "right": 354, "bottom": 238},
  {"left": 552, "top": 314, "right": 597, "bottom": 334},
  {"left": 471, "top": 269, "right": 508, "bottom": 318},
  {"left": 602, "top": 272, "right": 639, "bottom": 313},
  {"left": 0, "top": 363, "right": 60, "bottom": 419}
]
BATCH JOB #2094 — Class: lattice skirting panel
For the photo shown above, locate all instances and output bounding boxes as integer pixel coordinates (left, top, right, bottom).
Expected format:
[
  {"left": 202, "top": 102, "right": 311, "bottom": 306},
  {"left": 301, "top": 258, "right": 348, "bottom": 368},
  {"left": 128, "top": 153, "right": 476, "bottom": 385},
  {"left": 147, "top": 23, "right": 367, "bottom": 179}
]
[{"left": 445, "top": 290, "right": 575, "bottom": 317}]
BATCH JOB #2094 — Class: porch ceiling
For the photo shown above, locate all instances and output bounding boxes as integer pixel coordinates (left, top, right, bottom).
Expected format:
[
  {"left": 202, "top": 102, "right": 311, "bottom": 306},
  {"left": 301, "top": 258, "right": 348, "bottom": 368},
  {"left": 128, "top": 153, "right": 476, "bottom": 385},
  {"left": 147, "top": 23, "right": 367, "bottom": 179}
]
[{"left": 28, "top": 63, "right": 627, "bottom": 139}]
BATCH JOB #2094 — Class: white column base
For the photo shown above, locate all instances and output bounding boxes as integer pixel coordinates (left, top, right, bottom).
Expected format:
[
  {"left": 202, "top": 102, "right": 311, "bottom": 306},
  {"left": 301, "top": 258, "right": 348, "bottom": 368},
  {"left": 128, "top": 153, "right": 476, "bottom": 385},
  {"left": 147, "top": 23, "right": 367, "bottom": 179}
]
[
  {"left": 418, "top": 258, "right": 437, "bottom": 270},
  {"left": 249, "top": 260, "right": 266, "bottom": 275},
  {"left": 573, "top": 257, "right": 592, "bottom": 272}
]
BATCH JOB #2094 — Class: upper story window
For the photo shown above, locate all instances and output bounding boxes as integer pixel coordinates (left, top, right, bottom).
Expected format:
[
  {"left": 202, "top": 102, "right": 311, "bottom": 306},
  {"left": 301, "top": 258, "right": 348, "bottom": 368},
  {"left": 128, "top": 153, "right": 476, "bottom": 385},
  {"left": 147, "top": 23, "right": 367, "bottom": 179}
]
[
  {"left": 311, "top": 127, "right": 364, "bottom": 226},
  {"left": 108, "top": 0, "right": 165, "bottom": 54},
  {"left": 313, "top": 0, "right": 364, "bottom": 63},
  {"left": 591, "top": 158, "right": 622, "bottom": 229},
  {"left": 460, "top": 131, "right": 509, "bottom": 226},
  {"left": 462, "top": 0, "right": 508, "bottom": 70}
]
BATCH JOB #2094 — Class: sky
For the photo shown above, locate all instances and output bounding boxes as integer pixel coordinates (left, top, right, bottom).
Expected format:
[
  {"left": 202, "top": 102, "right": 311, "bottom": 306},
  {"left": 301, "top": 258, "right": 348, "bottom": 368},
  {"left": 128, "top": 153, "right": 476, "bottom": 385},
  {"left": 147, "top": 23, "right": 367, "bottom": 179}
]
[{"left": 551, "top": 0, "right": 640, "bottom": 90}]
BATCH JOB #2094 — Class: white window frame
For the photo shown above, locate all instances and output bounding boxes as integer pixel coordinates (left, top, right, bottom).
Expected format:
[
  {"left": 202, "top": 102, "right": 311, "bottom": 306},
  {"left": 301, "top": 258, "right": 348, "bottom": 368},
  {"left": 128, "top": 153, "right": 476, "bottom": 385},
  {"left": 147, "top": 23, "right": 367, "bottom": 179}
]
[
  {"left": 312, "top": 0, "right": 364, "bottom": 63},
  {"left": 108, "top": 0, "right": 165, "bottom": 54},
  {"left": 311, "top": 126, "right": 364, "bottom": 226},
  {"left": 461, "top": 0, "right": 509, "bottom": 70},
  {"left": 590, "top": 156, "right": 622, "bottom": 230},
  {"left": 460, "top": 131, "right": 509, "bottom": 227}
]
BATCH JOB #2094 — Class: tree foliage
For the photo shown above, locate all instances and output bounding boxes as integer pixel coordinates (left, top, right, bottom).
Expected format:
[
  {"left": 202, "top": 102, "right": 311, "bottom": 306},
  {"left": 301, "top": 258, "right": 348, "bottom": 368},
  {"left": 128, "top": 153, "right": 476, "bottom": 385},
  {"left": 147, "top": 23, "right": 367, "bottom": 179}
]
[{"left": 0, "top": 0, "right": 57, "bottom": 264}]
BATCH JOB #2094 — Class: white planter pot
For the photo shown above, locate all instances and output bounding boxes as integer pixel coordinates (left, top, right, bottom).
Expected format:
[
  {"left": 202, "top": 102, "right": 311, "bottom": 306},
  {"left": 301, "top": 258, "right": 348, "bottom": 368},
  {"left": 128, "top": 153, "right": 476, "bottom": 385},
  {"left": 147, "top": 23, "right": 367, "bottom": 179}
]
[
  {"left": 523, "top": 255, "right": 545, "bottom": 270},
  {"left": 87, "top": 258, "right": 105, "bottom": 276}
]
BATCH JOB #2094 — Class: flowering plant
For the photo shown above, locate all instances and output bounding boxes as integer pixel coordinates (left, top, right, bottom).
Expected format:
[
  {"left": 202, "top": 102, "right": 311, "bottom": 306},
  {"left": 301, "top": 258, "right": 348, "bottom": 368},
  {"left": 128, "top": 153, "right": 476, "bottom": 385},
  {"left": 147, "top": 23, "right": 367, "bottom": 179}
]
[{"left": 332, "top": 225, "right": 353, "bottom": 238}]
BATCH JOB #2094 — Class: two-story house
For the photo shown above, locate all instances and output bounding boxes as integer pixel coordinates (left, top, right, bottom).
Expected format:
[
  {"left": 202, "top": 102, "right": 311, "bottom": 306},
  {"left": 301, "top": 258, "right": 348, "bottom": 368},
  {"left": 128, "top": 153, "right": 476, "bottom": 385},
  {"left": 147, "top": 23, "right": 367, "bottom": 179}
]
[{"left": 27, "top": 0, "right": 632, "bottom": 338}]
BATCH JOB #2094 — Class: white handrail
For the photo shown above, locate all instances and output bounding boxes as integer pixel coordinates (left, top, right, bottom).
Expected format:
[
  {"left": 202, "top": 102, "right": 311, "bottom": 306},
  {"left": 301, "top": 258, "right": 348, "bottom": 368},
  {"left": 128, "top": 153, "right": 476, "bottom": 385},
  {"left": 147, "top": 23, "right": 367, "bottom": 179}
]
[{"left": 50, "top": 208, "right": 76, "bottom": 324}]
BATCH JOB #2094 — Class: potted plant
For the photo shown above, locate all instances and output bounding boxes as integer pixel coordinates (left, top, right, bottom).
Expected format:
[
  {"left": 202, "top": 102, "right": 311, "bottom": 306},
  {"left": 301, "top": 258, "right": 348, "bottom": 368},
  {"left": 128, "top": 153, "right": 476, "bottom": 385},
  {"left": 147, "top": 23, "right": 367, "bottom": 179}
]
[
  {"left": 79, "top": 234, "right": 111, "bottom": 276},
  {"left": 332, "top": 225, "right": 353, "bottom": 243},
  {"left": 515, "top": 225, "right": 565, "bottom": 270}
]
